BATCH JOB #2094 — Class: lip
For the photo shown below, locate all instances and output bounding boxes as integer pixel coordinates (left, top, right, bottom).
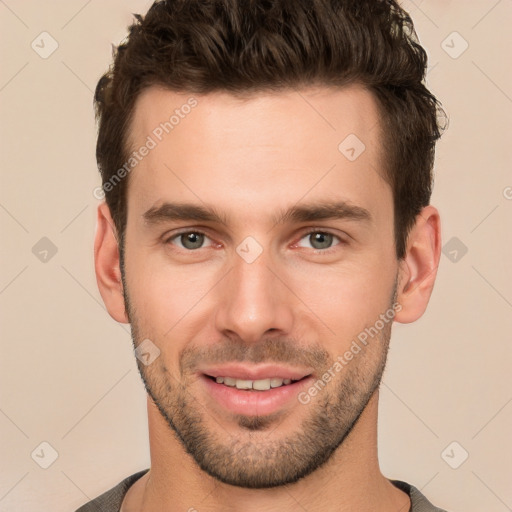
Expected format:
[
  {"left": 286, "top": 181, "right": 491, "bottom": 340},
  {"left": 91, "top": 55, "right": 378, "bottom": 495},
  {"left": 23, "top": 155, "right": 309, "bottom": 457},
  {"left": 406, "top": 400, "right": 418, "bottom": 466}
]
[
  {"left": 198, "top": 363, "right": 313, "bottom": 381},
  {"left": 200, "top": 373, "right": 314, "bottom": 416}
]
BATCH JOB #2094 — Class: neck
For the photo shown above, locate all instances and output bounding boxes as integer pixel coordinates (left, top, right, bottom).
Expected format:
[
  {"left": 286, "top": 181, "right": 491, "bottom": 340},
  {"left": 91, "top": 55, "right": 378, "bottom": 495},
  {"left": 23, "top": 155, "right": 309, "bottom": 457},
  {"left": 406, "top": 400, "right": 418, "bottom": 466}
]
[{"left": 122, "top": 389, "right": 410, "bottom": 512}]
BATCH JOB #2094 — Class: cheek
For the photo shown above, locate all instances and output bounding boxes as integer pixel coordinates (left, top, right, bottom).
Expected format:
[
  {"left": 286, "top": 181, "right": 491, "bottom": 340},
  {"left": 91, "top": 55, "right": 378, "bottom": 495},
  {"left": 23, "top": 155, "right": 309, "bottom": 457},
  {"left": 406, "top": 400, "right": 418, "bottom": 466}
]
[
  {"left": 126, "top": 252, "right": 217, "bottom": 335},
  {"left": 288, "top": 260, "right": 395, "bottom": 341}
]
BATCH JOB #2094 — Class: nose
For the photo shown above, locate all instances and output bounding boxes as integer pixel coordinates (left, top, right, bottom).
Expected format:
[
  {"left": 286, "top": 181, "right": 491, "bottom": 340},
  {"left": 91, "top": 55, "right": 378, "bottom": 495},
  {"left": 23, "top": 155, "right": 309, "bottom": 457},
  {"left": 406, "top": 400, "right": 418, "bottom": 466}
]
[{"left": 214, "top": 247, "right": 295, "bottom": 344}]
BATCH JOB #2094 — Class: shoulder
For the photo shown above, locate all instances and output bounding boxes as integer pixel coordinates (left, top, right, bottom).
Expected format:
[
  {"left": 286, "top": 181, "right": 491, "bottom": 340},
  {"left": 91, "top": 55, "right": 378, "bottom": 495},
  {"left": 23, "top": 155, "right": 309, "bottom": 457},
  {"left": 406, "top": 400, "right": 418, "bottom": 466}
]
[
  {"left": 391, "top": 479, "right": 451, "bottom": 512},
  {"left": 74, "top": 469, "right": 150, "bottom": 512}
]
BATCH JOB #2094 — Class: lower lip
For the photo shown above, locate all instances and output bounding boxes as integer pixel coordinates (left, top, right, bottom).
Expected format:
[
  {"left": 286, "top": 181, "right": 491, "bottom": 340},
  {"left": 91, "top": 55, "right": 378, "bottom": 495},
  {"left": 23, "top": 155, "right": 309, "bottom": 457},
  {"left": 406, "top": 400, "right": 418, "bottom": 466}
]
[{"left": 200, "top": 374, "right": 313, "bottom": 416}]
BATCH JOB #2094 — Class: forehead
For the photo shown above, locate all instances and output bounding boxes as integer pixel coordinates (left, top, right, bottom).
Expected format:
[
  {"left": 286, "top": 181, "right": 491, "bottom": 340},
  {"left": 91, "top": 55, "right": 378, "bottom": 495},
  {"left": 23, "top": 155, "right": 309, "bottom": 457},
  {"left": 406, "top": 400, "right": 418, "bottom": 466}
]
[{"left": 125, "top": 84, "right": 390, "bottom": 227}]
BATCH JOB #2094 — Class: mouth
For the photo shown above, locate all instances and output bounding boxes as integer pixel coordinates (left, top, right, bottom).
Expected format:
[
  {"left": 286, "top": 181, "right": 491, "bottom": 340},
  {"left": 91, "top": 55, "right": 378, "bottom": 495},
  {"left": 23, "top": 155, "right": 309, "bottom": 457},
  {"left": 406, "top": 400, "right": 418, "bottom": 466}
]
[
  {"left": 203, "top": 374, "right": 307, "bottom": 391},
  {"left": 199, "top": 370, "right": 314, "bottom": 416}
]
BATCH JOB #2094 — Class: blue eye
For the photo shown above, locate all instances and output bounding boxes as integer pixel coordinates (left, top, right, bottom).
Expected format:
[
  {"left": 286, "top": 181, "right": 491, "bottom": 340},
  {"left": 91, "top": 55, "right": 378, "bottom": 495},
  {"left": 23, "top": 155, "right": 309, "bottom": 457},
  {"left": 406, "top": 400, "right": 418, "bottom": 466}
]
[
  {"left": 296, "top": 230, "right": 343, "bottom": 252},
  {"left": 166, "top": 231, "right": 213, "bottom": 250},
  {"left": 164, "top": 229, "right": 345, "bottom": 254}
]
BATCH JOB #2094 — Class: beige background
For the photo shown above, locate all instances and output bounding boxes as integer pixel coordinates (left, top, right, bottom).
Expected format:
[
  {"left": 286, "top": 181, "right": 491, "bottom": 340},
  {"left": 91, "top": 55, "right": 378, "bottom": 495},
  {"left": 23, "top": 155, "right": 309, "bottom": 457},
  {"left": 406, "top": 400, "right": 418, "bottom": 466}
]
[{"left": 0, "top": 1, "right": 511, "bottom": 511}]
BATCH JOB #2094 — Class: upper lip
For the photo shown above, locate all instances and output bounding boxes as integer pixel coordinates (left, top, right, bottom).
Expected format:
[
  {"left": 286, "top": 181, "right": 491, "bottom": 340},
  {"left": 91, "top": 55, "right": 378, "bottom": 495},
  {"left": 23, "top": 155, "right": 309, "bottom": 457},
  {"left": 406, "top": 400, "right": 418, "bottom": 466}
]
[{"left": 199, "top": 363, "right": 313, "bottom": 381}]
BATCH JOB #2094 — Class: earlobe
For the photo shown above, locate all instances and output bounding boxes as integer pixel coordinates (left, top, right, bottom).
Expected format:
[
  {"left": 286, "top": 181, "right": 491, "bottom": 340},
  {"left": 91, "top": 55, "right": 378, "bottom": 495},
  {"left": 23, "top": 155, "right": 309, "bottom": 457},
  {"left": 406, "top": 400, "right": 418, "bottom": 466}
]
[
  {"left": 94, "top": 202, "right": 130, "bottom": 324},
  {"left": 394, "top": 205, "right": 442, "bottom": 324}
]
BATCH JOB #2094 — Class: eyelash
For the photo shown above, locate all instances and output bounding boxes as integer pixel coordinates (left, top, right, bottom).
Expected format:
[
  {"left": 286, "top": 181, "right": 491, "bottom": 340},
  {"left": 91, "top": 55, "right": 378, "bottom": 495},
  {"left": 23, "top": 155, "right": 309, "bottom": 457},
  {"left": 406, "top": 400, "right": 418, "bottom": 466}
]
[{"left": 163, "top": 228, "right": 346, "bottom": 255}]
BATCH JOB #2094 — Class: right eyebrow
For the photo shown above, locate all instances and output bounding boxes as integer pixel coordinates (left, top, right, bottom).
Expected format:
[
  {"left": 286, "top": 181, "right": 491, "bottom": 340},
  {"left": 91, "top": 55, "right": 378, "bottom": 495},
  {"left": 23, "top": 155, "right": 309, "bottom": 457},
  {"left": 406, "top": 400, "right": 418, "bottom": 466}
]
[{"left": 142, "top": 202, "right": 229, "bottom": 227}]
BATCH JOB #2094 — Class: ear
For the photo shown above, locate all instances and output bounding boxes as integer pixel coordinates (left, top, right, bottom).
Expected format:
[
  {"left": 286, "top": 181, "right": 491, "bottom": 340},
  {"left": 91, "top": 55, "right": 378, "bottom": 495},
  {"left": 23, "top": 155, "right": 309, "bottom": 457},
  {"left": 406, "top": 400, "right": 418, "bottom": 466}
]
[
  {"left": 94, "top": 202, "right": 130, "bottom": 324},
  {"left": 394, "top": 205, "right": 441, "bottom": 324}
]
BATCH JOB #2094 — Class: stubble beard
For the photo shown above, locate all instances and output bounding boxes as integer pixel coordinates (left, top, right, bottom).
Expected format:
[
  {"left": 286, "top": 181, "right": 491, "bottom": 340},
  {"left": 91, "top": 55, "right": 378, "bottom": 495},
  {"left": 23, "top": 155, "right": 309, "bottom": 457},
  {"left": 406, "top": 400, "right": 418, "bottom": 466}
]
[{"left": 121, "top": 264, "right": 396, "bottom": 489}]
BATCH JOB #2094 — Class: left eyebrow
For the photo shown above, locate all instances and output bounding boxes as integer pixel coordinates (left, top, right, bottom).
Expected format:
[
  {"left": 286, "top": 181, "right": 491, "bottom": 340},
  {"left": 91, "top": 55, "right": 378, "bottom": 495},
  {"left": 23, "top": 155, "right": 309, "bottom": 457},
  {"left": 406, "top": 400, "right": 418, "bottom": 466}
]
[
  {"left": 271, "top": 200, "right": 373, "bottom": 226},
  {"left": 141, "top": 200, "right": 372, "bottom": 228}
]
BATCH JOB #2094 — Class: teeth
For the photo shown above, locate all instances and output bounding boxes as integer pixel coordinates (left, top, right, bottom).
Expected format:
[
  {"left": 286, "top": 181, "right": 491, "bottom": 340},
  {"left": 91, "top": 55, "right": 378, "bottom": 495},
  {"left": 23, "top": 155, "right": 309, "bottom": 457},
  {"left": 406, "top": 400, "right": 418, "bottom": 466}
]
[{"left": 215, "top": 376, "right": 294, "bottom": 390}]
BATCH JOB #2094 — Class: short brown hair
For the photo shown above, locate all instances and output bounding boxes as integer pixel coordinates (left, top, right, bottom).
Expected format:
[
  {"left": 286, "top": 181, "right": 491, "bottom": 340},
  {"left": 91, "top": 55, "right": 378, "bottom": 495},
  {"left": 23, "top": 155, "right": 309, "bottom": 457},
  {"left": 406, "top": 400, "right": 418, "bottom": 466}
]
[{"left": 94, "top": 0, "right": 446, "bottom": 260}]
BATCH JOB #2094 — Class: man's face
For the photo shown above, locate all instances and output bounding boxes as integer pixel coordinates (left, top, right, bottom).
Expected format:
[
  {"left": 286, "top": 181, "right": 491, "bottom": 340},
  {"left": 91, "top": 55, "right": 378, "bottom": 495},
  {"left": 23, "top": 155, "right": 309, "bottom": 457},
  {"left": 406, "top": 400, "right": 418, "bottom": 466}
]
[{"left": 121, "top": 84, "right": 399, "bottom": 488}]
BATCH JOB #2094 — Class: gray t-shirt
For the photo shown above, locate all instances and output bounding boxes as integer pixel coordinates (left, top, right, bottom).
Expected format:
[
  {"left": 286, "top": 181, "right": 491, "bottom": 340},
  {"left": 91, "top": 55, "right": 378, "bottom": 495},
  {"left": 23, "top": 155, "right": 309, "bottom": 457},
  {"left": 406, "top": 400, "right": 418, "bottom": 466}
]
[{"left": 75, "top": 469, "right": 449, "bottom": 512}]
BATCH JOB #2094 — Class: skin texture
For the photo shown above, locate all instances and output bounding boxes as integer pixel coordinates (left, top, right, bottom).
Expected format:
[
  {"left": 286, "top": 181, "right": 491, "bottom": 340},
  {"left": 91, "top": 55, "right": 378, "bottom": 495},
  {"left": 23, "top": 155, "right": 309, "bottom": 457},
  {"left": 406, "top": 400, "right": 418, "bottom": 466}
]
[{"left": 94, "top": 84, "right": 441, "bottom": 511}]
